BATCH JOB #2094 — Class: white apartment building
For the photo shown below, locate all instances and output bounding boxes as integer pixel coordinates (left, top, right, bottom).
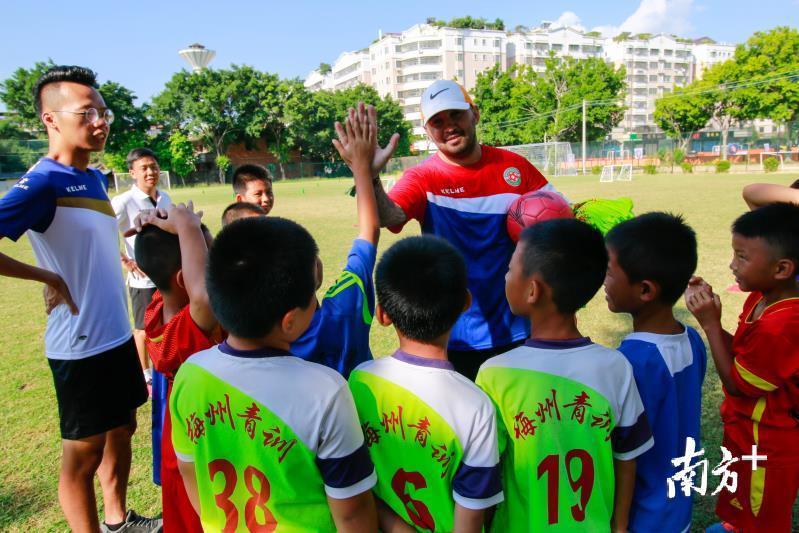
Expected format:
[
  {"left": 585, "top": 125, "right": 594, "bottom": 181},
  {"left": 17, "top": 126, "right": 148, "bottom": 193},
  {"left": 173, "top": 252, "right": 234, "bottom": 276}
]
[
  {"left": 604, "top": 34, "right": 696, "bottom": 132},
  {"left": 331, "top": 50, "right": 372, "bottom": 91},
  {"left": 366, "top": 24, "right": 505, "bottom": 149},
  {"left": 692, "top": 39, "right": 737, "bottom": 79},
  {"left": 506, "top": 24, "right": 605, "bottom": 70},
  {"left": 305, "top": 22, "right": 736, "bottom": 145}
]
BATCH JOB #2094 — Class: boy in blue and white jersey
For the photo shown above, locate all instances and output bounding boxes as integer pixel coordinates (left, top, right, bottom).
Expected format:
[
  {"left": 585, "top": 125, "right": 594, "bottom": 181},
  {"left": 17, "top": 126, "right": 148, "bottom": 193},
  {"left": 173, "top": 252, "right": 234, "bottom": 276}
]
[{"left": 604, "top": 212, "right": 707, "bottom": 533}]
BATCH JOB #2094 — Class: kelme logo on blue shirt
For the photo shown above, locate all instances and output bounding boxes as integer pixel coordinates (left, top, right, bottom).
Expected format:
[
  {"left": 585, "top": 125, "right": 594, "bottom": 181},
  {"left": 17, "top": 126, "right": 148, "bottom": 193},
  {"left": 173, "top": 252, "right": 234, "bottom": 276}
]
[{"left": 503, "top": 167, "right": 522, "bottom": 187}]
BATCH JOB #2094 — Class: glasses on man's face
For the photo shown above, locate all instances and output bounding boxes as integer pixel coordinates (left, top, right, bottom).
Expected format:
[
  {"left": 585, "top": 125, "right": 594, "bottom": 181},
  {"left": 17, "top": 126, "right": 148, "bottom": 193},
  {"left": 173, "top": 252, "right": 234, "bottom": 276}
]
[{"left": 51, "top": 108, "right": 115, "bottom": 125}]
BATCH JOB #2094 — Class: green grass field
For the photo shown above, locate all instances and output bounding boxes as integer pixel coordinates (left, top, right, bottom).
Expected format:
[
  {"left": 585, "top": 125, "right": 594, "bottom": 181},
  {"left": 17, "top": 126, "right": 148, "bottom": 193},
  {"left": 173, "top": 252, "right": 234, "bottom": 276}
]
[{"left": 1, "top": 172, "right": 797, "bottom": 531}]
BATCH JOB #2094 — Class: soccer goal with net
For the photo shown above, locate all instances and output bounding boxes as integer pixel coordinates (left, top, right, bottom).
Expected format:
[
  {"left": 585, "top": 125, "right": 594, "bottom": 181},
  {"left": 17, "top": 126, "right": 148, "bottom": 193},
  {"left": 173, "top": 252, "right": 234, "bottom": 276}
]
[
  {"left": 599, "top": 164, "right": 633, "bottom": 183},
  {"left": 759, "top": 152, "right": 784, "bottom": 171},
  {"left": 113, "top": 171, "right": 172, "bottom": 192},
  {"left": 502, "top": 142, "right": 578, "bottom": 177}
]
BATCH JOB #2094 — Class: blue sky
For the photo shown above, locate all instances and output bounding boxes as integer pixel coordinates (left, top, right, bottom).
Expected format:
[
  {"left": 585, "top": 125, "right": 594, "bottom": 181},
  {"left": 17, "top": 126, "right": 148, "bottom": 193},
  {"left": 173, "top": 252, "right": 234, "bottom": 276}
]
[{"left": 2, "top": 0, "right": 796, "bottom": 106}]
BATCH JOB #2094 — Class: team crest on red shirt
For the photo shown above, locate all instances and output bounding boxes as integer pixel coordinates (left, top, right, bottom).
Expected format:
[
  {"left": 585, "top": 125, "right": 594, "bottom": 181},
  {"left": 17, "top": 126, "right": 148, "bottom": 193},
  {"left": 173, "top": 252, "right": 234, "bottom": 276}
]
[{"left": 503, "top": 167, "right": 522, "bottom": 187}]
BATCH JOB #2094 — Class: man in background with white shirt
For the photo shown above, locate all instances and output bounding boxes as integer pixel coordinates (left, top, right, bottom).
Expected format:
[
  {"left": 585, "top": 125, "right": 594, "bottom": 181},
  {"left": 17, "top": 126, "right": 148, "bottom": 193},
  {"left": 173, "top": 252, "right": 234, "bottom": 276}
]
[{"left": 111, "top": 148, "right": 172, "bottom": 385}]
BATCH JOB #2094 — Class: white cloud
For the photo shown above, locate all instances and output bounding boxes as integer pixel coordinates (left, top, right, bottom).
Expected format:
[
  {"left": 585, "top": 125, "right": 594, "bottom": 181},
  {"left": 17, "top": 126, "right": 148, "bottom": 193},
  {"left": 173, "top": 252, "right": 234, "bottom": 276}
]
[
  {"left": 553, "top": 11, "right": 585, "bottom": 31},
  {"left": 619, "top": 0, "right": 694, "bottom": 35},
  {"left": 548, "top": 0, "right": 696, "bottom": 38}
]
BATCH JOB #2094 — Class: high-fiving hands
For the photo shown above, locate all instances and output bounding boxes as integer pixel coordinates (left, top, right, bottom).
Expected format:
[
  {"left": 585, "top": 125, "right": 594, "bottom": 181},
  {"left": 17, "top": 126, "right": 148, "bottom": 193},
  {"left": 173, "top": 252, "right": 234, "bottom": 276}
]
[{"left": 333, "top": 102, "right": 399, "bottom": 176}]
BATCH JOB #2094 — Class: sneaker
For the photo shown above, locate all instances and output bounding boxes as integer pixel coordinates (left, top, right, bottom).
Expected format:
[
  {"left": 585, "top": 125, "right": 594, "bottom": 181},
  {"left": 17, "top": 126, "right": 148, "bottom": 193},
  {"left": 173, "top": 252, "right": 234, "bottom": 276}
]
[
  {"left": 101, "top": 510, "right": 163, "bottom": 532},
  {"left": 705, "top": 522, "right": 740, "bottom": 533}
]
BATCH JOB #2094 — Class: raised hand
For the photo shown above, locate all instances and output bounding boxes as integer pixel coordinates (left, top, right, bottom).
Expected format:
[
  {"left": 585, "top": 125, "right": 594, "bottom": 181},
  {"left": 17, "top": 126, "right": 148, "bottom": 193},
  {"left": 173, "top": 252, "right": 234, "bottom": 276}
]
[
  {"left": 333, "top": 102, "right": 399, "bottom": 175},
  {"left": 124, "top": 202, "right": 203, "bottom": 237},
  {"left": 368, "top": 104, "right": 400, "bottom": 175},
  {"left": 333, "top": 103, "right": 376, "bottom": 171},
  {"left": 145, "top": 201, "right": 204, "bottom": 235}
]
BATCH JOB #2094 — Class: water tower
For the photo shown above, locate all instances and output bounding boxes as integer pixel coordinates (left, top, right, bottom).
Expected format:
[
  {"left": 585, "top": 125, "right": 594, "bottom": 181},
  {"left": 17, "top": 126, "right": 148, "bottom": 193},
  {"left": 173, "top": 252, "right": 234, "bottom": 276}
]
[{"left": 179, "top": 43, "right": 216, "bottom": 72}]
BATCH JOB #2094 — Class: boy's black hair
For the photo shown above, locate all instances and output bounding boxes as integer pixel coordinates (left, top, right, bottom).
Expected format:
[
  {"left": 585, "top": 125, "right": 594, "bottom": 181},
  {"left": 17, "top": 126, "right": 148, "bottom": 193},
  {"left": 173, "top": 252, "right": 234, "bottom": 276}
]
[
  {"left": 732, "top": 202, "right": 799, "bottom": 264},
  {"left": 207, "top": 217, "right": 318, "bottom": 338},
  {"left": 605, "top": 212, "right": 698, "bottom": 305},
  {"left": 221, "top": 201, "right": 267, "bottom": 226},
  {"left": 126, "top": 147, "right": 158, "bottom": 170},
  {"left": 519, "top": 219, "right": 608, "bottom": 314},
  {"left": 34, "top": 65, "right": 98, "bottom": 114},
  {"left": 135, "top": 225, "right": 181, "bottom": 292},
  {"left": 376, "top": 236, "right": 467, "bottom": 342},
  {"left": 134, "top": 222, "right": 211, "bottom": 292},
  {"left": 232, "top": 164, "right": 273, "bottom": 194}
]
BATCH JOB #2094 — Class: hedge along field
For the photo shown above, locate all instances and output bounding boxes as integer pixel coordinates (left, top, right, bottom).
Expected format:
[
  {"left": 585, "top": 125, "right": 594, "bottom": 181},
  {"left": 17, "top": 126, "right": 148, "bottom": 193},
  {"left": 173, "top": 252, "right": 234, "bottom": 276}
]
[{"left": 0, "top": 172, "right": 796, "bottom": 531}]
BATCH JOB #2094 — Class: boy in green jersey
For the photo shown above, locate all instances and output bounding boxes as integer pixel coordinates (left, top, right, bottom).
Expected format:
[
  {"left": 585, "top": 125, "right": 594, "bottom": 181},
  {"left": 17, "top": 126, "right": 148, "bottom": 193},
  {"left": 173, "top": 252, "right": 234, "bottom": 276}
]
[
  {"left": 477, "top": 219, "right": 653, "bottom": 532},
  {"left": 349, "top": 236, "right": 504, "bottom": 533},
  {"left": 170, "top": 215, "right": 377, "bottom": 532}
]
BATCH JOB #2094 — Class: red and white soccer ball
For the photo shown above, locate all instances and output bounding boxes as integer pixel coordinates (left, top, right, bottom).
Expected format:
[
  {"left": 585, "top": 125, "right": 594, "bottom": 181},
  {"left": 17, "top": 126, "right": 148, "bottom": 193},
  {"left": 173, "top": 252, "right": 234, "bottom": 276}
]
[{"left": 506, "top": 190, "right": 574, "bottom": 242}]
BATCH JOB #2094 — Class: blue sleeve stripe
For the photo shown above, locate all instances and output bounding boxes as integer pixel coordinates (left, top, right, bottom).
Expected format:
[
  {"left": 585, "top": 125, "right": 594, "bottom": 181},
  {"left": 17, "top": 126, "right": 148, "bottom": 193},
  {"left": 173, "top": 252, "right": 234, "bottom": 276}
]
[
  {"left": 611, "top": 412, "right": 653, "bottom": 454},
  {"left": 452, "top": 463, "right": 502, "bottom": 500},
  {"left": 315, "top": 443, "right": 375, "bottom": 489}
]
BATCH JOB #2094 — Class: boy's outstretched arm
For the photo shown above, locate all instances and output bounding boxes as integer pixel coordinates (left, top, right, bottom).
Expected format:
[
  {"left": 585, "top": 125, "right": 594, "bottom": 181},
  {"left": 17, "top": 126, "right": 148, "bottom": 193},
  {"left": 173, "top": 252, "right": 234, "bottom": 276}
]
[
  {"left": 611, "top": 458, "right": 636, "bottom": 533},
  {"left": 140, "top": 202, "right": 216, "bottom": 333},
  {"left": 685, "top": 278, "right": 740, "bottom": 395},
  {"left": 742, "top": 182, "right": 799, "bottom": 210},
  {"left": 327, "top": 491, "right": 377, "bottom": 532},
  {"left": 334, "top": 103, "right": 380, "bottom": 245}
]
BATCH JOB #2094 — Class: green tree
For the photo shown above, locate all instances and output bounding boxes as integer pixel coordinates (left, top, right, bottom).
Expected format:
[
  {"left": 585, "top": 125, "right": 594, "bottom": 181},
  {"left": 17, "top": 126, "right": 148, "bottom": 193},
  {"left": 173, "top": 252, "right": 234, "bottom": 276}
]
[
  {"left": 701, "top": 60, "right": 747, "bottom": 160},
  {"left": 473, "top": 65, "right": 544, "bottom": 145},
  {"left": 537, "top": 56, "right": 626, "bottom": 142},
  {"left": 654, "top": 86, "right": 712, "bottom": 150},
  {"left": 731, "top": 26, "right": 799, "bottom": 124},
  {"left": 0, "top": 120, "right": 34, "bottom": 140},
  {"left": 98, "top": 81, "right": 149, "bottom": 165},
  {"left": 318, "top": 63, "right": 332, "bottom": 75},
  {"left": 167, "top": 131, "right": 197, "bottom": 183},
  {"left": 475, "top": 57, "right": 626, "bottom": 145},
  {"left": 0, "top": 60, "right": 55, "bottom": 133},
  {"left": 246, "top": 76, "right": 311, "bottom": 179},
  {"left": 151, "top": 66, "right": 263, "bottom": 183},
  {"left": 299, "top": 84, "right": 412, "bottom": 161}
]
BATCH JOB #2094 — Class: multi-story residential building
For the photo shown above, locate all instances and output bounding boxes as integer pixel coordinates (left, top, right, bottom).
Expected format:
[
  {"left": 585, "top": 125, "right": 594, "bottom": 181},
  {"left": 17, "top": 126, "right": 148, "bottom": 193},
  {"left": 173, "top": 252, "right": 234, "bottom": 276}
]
[
  {"left": 507, "top": 23, "right": 605, "bottom": 71},
  {"left": 305, "top": 22, "right": 736, "bottom": 147},
  {"left": 365, "top": 23, "right": 505, "bottom": 147},
  {"left": 692, "top": 38, "right": 737, "bottom": 79},
  {"left": 331, "top": 50, "right": 372, "bottom": 91},
  {"left": 604, "top": 34, "right": 696, "bottom": 132}
]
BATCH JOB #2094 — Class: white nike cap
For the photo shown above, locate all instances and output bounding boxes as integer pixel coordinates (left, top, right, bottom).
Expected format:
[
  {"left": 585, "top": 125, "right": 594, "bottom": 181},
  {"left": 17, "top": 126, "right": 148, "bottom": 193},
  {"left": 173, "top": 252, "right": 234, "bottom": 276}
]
[{"left": 420, "top": 80, "right": 474, "bottom": 126}]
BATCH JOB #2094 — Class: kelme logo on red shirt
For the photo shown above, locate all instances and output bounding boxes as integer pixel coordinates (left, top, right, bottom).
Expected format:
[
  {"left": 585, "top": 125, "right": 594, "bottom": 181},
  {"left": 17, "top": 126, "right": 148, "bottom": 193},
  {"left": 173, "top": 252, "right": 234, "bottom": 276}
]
[{"left": 503, "top": 167, "right": 522, "bottom": 187}]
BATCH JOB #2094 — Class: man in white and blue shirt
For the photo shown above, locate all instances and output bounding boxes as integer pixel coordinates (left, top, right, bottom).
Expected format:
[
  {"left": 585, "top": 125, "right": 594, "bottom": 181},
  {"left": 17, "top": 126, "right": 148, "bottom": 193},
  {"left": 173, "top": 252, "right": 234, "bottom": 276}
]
[{"left": 0, "top": 65, "right": 159, "bottom": 532}]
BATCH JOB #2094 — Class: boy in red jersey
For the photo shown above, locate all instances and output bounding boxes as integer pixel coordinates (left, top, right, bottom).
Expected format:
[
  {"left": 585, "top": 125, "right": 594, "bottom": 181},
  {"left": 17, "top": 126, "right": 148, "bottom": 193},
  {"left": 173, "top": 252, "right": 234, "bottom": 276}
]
[
  {"left": 686, "top": 202, "right": 799, "bottom": 532},
  {"left": 135, "top": 202, "right": 221, "bottom": 532}
]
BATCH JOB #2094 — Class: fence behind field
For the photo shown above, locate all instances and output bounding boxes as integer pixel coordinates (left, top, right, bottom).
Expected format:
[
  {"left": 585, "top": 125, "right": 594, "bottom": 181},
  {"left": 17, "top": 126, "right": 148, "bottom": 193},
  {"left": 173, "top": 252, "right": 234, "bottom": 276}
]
[{"left": 2, "top": 134, "right": 797, "bottom": 190}]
